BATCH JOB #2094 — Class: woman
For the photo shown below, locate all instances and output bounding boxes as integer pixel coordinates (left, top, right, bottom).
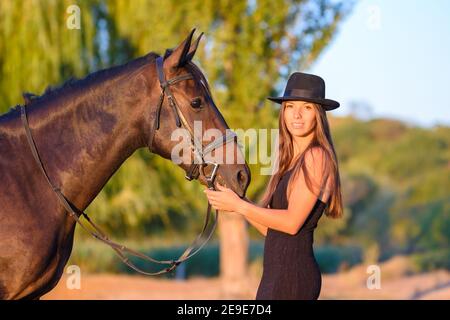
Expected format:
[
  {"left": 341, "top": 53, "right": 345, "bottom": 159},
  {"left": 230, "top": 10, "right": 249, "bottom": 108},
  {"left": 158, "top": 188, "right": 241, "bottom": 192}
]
[{"left": 205, "top": 72, "right": 343, "bottom": 300}]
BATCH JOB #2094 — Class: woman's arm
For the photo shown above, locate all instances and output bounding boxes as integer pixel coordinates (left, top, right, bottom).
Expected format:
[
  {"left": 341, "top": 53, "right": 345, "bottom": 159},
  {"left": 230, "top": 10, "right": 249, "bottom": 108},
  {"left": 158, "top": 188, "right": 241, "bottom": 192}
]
[
  {"left": 231, "top": 196, "right": 296, "bottom": 235},
  {"left": 240, "top": 197, "right": 267, "bottom": 236},
  {"left": 237, "top": 203, "right": 296, "bottom": 235},
  {"left": 236, "top": 148, "right": 327, "bottom": 235},
  {"left": 205, "top": 147, "right": 327, "bottom": 235},
  {"left": 245, "top": 216, "right": 268, "bottom": 237}
]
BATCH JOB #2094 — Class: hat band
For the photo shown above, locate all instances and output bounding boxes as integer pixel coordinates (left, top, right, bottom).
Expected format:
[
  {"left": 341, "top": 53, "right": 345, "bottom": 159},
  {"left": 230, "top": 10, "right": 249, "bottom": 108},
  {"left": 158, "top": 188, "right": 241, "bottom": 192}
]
[{"left": 285, "top": 88, "right": 323, "bottom": 99}]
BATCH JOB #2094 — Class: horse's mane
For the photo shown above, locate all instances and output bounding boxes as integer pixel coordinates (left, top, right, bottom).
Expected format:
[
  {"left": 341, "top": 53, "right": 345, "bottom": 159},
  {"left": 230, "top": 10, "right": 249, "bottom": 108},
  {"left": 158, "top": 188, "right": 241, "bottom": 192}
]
[
  {"left": 1, "top": 52, "right": 160, "bottom": 120},
  {"left": 1, "top": 51, "right": 215, "bottom": 124}
]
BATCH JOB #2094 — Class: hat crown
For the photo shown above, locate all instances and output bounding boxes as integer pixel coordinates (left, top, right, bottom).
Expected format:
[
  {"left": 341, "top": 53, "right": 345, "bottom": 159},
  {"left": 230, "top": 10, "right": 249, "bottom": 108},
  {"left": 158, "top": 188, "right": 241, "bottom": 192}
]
[
  {"left": 267, "top": 71, "right": 340, "bottom": 110},
  {"left": 284, "top": 72, "right": 325, "bottom": 98}
]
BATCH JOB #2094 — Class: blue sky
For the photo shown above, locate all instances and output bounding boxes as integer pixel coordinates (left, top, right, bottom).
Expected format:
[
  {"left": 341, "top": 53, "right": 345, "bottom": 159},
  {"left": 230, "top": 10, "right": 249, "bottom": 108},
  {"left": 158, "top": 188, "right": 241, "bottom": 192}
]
[{"left": 308, "top": 0, "right": 450, "bottom": 128}]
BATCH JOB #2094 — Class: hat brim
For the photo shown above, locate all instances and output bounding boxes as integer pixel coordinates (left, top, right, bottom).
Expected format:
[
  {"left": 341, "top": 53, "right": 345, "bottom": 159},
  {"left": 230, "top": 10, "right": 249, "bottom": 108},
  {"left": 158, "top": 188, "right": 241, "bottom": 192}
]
[{"left": 267, "top": 96, "right": 340, "bottom": 111}]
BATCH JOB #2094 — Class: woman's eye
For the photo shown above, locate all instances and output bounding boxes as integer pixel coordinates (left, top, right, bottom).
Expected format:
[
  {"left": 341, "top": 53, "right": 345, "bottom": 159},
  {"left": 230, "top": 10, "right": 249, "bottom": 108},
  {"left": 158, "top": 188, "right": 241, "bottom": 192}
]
[{"left": 191, "top": 97, "right": 202, "bottom": 109}]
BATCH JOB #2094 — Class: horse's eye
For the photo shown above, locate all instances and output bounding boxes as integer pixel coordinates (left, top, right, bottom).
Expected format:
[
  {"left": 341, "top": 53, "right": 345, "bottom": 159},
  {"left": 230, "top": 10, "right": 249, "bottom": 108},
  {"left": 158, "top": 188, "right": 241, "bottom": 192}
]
[{"left": 191, "top": 97, "right": 202, "bottom": 109}]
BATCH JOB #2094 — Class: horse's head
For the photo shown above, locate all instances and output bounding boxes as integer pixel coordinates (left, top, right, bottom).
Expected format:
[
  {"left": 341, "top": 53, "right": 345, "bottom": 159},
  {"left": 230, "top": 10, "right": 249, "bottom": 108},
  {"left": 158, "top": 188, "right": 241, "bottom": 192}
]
[{"left": 143, "top": 30, "right": 250, "bottom": 198}]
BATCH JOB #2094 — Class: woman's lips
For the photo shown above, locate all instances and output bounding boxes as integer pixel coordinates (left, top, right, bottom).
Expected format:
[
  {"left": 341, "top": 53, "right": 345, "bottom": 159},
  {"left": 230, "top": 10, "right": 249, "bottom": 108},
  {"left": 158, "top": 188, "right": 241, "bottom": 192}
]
[{"left": 292, "top": 122, "right": 304, "bottom": 128}]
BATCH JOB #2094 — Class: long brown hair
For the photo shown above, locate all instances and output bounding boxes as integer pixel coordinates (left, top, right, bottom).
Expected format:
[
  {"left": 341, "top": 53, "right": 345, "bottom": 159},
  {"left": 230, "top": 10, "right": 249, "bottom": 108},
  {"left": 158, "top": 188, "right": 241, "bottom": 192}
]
[{"left": 260, "top": 101, "right": 343, "bottom": 218}]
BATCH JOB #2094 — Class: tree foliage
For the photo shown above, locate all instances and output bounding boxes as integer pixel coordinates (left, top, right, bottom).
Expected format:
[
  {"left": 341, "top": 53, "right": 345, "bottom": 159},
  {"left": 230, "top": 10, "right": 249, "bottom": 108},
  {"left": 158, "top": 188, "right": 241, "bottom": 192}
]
[
  {"left": 0, "top": 0, "right": 352, "bottom": 239},
  {"left": 1, "top": 1, "right": 447, "bottom": 269}
]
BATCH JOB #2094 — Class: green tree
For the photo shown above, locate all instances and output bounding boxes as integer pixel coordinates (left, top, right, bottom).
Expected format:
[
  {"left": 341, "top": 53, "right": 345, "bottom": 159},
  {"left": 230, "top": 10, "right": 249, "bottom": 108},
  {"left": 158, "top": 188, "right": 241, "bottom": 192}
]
[
  {"left": 0, "top": 1, "right": 353, "bottom": 285},
  {"left": 0, "top": 0, "right": 97, "bottom": 109}
]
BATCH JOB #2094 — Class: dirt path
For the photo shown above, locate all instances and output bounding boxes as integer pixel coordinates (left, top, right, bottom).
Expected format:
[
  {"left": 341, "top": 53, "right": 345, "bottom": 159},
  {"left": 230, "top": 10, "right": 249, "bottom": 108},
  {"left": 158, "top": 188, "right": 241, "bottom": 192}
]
[
  {"left": 42, "top": 274, "right": 260, "bottom": 300},
  {"left": 42, "top": 270, "right": 450, "bottom": 300}
]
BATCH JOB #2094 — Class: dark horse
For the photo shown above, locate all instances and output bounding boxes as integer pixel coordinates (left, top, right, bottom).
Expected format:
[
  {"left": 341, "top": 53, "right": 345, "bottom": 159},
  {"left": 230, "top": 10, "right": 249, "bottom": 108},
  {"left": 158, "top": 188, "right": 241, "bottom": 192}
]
[{"left": 0, "top": 30, "right": 250, "bottom": 299}]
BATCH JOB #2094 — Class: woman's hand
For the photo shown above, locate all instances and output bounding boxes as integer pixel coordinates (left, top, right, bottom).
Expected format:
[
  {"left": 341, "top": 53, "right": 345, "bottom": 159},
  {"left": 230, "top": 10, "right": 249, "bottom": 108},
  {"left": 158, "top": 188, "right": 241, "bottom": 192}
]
[{"left": 204, "top": 184, "right": 244, "bottom": 213}]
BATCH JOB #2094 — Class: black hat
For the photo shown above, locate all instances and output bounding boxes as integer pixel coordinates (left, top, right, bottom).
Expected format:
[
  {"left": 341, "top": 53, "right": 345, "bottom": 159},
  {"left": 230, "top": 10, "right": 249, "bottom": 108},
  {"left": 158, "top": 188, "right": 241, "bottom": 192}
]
[{"left": 268, "top": 72, "right": 340, "bottom": 110}]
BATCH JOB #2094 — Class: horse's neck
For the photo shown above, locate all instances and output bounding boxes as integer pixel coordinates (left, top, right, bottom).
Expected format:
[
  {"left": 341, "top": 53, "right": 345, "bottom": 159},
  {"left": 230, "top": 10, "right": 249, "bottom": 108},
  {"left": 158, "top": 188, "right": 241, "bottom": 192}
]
[{"left": 24, "top": 77, "right": 148, "bottom": 211}]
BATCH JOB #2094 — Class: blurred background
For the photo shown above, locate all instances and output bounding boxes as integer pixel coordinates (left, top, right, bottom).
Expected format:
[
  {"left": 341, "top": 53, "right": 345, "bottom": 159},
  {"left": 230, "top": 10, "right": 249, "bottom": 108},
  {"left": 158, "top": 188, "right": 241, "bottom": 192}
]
[{"left": 0, "top": 0, "right": 448, "bottom": 299}]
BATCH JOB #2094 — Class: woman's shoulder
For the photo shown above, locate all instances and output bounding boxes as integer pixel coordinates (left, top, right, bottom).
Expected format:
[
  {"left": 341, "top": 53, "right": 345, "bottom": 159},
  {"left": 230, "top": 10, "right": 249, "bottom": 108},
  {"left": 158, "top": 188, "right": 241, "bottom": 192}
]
[
  {"left": 304, "top": 146, "right": 330, "bottom": 171},
  {"left": 305, "top": 146, "right": 333, "bottom": 200},
  {"left": 293, "top": 146, "right": 333, "bottom": 196},
  {"left": 305, "top": 146, "right": 327, "bottom": 161}
]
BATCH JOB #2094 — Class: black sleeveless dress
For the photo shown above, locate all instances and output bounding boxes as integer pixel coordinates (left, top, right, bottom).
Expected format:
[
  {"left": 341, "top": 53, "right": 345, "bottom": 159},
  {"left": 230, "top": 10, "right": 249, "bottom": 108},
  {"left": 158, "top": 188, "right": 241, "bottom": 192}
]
[{"left": 256, "top": 167, "right": 327, "bottom": 300}]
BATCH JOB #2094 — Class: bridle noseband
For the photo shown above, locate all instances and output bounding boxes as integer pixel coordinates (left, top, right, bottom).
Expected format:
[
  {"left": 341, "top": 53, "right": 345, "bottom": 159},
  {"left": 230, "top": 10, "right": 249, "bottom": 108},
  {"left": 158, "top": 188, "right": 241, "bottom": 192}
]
[{"left": 19, "top": 55, "right": 238, "bottom": 276}]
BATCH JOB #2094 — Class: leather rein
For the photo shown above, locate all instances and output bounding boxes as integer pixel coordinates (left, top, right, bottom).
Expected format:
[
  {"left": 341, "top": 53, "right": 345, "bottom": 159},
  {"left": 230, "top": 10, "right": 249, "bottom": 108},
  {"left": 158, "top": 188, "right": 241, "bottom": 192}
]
[{"left": 19, "top": 56, "right": 237, "bottom": 276}]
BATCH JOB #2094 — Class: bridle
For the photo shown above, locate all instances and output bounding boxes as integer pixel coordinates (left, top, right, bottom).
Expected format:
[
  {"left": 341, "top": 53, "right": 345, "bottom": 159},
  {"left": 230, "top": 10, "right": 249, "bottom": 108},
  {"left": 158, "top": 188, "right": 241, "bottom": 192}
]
[
  {"left": 149, "top": 56, "right": 237, "bottom": 188},
  {"left": 19, "top": 55, "right": 237, "bottom": 276}
]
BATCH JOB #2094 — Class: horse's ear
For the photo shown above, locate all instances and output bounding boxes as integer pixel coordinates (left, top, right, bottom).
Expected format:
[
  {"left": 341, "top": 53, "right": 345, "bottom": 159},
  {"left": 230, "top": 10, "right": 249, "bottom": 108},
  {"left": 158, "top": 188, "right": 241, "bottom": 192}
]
[
  {"left": 165, "top": 28, "right": 196, "bottom": 69},
  {"left": 185, "top": 32, "right": 204, "bottom": 62}
]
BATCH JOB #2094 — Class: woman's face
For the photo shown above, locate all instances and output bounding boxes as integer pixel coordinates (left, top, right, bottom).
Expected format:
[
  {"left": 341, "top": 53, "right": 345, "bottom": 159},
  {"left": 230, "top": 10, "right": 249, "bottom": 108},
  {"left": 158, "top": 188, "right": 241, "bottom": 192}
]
[{"left": 283, "top": 100, "right": 317, "bottom": 137}]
